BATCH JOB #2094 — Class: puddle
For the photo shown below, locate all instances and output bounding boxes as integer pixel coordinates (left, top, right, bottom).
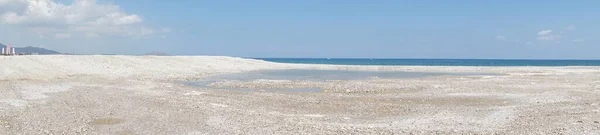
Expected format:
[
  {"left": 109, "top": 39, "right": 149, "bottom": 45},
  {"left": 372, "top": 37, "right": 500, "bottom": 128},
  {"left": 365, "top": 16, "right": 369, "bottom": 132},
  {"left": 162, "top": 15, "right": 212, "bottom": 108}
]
[
  {"left": 89, "top": 118, "right": 125, "bottom": 125},
  {"left": 184, "top": 69, "right": 493, "bottom": 93},
  {"left": 207, "top": 69, "right": 460, "bottom": 81}
]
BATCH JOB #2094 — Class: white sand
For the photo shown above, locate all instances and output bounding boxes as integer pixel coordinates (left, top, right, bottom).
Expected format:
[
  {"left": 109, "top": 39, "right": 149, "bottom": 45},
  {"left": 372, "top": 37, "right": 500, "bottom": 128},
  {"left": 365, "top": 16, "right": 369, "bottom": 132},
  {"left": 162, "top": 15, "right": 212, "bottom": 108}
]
[
  {"left": 1, "top": 55, "right": 282, "bottom": 80},
  {"left": 0, "top": 55, "right": 599, "bottom": 134}
]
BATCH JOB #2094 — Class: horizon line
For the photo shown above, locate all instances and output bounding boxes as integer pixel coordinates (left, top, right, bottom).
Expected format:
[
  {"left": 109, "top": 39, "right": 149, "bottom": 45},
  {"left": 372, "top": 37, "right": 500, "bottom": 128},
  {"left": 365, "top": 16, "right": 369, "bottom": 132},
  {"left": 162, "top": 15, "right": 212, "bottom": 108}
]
[{"left": 251, "top": 57, "right": 600, "bottom": 61}]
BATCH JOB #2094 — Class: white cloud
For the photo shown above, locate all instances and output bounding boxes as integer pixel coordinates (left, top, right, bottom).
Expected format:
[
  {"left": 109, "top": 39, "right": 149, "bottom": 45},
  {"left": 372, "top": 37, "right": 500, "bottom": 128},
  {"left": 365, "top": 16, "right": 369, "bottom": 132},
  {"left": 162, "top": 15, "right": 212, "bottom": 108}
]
[
  {"left": 537, "top": 30, "right": 552, "bottom": 36},
  {"left": 536, "top": 30, "right": 559, "bottom": 41},
  {"left": 528, "top": 26, "right": 577, "bottom": 44},
  {"left": 495, "top": 36, "right": 506, "bottom": 40},
  {"left": 0, "top": 0, "right": 160, "bottom": 38}
]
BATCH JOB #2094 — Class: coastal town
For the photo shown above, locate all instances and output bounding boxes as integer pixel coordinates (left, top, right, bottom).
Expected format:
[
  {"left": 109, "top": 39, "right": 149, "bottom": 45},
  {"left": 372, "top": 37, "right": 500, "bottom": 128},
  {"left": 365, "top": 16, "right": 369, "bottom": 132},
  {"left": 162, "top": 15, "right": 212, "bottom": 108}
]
[
  {"left": 1, "top": 44, "right": 16, "bottom": 55},
  {"left": 1, "top": 44, "right": 47, "bottom": 56}
]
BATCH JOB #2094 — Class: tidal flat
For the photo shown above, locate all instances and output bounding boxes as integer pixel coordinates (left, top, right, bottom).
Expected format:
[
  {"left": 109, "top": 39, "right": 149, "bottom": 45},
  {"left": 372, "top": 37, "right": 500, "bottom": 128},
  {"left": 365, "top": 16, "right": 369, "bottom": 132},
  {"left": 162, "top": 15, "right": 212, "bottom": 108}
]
[{"left": 1, "top": 55, "right": 599, "bottom": 134}]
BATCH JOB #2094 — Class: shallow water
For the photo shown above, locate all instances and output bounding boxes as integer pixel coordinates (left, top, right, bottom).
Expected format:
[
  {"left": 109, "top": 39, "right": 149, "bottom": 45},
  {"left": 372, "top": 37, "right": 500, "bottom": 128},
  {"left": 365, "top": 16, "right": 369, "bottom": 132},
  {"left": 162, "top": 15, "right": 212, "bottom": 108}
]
[
  {"left": 184, "top": 69, "right": 492, "bottom": 92},
  {"left": 207, "top": 69, "right": 462, "bottom": 81}
]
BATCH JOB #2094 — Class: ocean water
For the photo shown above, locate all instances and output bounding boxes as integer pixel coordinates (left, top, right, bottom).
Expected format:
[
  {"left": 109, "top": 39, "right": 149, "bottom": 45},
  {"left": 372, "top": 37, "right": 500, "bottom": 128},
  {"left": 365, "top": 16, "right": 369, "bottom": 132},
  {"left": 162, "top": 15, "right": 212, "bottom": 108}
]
[
  {"left": 209, "top": 69, "right": 456, "bottom": 81},
  {"left": 255, "top": 58, "right": 600, "bottom": 66}
]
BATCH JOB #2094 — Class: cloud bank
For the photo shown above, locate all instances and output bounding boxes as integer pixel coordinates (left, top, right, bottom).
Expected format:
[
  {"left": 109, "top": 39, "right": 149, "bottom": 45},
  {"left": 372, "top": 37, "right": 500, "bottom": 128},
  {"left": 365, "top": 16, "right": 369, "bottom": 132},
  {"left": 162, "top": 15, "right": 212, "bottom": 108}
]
[{"left": 0, "top": 0, "right": 159, "bottom": 38}]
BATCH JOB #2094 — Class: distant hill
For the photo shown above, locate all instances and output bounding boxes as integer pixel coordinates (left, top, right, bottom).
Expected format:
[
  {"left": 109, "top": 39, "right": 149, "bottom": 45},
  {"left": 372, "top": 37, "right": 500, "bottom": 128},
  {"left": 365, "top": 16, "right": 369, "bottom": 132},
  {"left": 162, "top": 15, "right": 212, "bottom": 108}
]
[
  {"left": 142, "top": 52, "right": 170, "bottom": 56},
  {"left": 0, "top": 43, "right": 61, "bottom": 54}
]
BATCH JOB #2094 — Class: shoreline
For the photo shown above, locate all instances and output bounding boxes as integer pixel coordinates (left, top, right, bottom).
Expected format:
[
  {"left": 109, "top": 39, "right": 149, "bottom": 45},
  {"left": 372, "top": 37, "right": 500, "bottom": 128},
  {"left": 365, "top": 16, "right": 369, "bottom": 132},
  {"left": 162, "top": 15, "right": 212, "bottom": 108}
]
[{"left": 1, "top": 55, "right": 599, "bottom": 134}]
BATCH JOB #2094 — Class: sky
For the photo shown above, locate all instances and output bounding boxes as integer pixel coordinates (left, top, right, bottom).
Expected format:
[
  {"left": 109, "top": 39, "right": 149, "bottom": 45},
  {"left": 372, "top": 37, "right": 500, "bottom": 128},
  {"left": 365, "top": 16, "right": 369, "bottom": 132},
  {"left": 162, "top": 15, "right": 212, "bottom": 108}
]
[{"left": 0, "top": 0, "right": 599, "bottom": 59}]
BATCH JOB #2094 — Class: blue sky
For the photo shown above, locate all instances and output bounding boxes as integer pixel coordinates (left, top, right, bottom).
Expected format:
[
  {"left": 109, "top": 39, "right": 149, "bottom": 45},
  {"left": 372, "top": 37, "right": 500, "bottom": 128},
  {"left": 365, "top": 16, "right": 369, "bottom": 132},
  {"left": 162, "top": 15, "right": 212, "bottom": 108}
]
[{"left": 1, "top": 0, "right": 599, "bottom": 59}]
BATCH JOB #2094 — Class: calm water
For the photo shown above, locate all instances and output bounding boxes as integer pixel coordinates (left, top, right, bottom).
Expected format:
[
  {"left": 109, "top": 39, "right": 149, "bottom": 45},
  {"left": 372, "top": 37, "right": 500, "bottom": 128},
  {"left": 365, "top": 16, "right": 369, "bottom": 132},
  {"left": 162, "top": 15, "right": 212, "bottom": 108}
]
[
  {"left": 209, "top": 69, "right": 457, "bottom": 81},
  {"left": 185, "top": 69, "right": 492, "bottom": 92},
  {"left": 255, "top": 58, "right": 600, "bottom": 66}
]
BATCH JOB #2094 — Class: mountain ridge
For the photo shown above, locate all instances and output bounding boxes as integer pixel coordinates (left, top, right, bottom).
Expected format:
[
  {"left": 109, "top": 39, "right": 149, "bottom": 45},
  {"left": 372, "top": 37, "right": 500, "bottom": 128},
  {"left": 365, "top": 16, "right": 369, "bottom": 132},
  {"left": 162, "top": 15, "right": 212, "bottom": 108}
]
[{"left": 0, "top": 43, "right": 61, "bottom": 54}]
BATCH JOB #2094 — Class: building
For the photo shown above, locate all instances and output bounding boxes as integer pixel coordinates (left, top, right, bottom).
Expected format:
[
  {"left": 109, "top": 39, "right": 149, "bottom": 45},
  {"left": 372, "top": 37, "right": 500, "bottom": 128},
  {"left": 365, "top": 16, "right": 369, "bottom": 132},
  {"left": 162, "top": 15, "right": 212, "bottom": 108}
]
[{"left": 2, "top": 44, "right": 14, "bottom": 55}]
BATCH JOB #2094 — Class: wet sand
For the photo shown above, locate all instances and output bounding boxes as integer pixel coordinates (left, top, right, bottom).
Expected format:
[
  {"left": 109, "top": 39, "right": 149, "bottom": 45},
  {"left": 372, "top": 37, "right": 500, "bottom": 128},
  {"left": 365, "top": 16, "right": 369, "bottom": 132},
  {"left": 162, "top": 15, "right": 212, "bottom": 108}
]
[{"left": 1, "top": 55, "right": 599, "bottom": 134}]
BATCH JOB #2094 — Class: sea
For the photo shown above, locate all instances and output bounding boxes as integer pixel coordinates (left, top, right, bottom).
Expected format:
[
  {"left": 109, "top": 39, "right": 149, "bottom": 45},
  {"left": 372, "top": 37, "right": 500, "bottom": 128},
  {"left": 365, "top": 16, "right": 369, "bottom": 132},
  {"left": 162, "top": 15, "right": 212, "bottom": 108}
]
[{"left": 255, "top": 58, "right": 600, "bottom": 66}]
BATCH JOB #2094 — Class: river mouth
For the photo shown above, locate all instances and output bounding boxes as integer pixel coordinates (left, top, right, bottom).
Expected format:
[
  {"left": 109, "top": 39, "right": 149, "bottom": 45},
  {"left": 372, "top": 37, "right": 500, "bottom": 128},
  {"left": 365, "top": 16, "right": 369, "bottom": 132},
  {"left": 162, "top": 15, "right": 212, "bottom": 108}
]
[{"left": 184, "top": 69, "right": 495, "bottom": 92}]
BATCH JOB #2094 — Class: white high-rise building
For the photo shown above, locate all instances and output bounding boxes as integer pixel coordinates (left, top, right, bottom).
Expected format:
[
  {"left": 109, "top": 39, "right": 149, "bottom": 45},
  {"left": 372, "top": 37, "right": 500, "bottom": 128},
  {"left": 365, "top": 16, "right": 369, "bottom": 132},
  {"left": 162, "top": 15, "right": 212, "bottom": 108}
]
[
  {"left": 6, "top": 44, "right": 10, "bottom": 55},
  {"left": 2, "top": 44, "right": 14, "bottom": 55}
]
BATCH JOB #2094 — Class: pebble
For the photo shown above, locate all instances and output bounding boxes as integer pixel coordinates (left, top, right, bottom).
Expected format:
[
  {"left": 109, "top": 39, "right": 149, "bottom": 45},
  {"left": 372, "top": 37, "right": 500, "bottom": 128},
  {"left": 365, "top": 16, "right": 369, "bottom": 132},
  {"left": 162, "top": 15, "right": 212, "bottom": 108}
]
[{"left": 3, "top": 56, "right": 600, "bottom": 134}]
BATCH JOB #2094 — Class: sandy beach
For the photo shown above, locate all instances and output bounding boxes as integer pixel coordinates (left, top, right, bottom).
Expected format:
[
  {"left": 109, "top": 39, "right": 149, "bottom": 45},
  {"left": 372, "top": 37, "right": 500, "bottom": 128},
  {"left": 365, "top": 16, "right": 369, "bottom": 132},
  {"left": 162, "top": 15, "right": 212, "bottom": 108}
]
[{"left": 1, "top": 55, "right": 599, "bottom": 134}]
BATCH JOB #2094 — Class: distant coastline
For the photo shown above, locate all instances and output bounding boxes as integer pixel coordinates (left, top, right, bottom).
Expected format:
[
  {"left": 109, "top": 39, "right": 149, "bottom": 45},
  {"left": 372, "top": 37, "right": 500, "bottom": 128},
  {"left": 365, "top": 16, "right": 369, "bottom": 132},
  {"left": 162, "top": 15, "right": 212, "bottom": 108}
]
[{"left": 0, "top": 43, "right": 61, "bottom": 55}]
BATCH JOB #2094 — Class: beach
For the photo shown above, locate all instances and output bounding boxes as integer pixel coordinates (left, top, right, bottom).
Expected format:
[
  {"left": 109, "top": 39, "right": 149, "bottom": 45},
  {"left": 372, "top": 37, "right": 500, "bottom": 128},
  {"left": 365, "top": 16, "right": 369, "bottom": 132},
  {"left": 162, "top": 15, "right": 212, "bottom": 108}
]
[{"left": 1, "top": 55, "right": 599, "bottom": 134}]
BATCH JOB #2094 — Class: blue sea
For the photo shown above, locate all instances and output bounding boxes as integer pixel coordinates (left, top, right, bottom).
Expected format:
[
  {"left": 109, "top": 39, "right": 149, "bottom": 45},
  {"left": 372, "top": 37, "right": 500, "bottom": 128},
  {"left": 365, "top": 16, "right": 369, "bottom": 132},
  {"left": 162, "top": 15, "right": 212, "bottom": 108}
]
[{"left": 255, "top": 58, "right": 600, "bottom": 66}]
